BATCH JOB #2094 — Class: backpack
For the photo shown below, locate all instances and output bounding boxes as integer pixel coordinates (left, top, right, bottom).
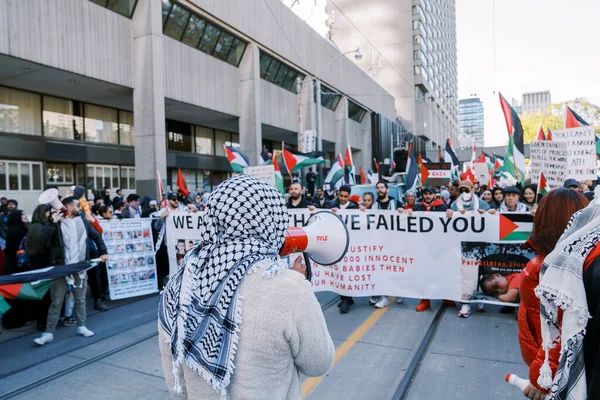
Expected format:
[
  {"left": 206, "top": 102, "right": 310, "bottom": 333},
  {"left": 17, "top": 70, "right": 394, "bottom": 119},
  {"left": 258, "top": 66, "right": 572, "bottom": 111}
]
[{"left": 16, "top": 237, "right": 29, "bottom": 268}]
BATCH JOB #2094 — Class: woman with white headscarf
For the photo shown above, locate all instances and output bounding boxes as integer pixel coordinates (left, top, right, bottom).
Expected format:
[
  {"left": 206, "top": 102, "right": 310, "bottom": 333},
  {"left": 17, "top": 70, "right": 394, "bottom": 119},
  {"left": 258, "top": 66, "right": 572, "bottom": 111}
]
[{"left": 158, "top": 175, "right": 334, "bottom": 399}]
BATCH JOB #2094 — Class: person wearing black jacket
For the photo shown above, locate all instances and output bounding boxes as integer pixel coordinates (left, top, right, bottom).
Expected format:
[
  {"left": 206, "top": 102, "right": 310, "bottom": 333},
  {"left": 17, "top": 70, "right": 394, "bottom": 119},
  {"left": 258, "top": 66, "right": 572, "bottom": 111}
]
[
  {"left": 4, "top": 209, "right": 28, "bottom": 275},
  {"left": 34, "top": 197, "right": 108, "bottom": 346},
  {"left": 329, "top": 185, "right": 358, "bottom": 314},
  {"left": 286, "top": 183, "right": 316, "bottom": 210},
  {"left": 313, "top": 187, "right": 329, "bottom": 209}
]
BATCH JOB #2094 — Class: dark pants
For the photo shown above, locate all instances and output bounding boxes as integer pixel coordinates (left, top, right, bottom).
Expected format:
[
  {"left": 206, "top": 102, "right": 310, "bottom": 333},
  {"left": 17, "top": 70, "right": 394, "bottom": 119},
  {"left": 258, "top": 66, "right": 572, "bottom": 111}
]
[
  {"left": 340, "top": 296, "right": 353, "bottom": 302},
  {"left": 87, "top": 263, "right": 108, "bottom": 301}
]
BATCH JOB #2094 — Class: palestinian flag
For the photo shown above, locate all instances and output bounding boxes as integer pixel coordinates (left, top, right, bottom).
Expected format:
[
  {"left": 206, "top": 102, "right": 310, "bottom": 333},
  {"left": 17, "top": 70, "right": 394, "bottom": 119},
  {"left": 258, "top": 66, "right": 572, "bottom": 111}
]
[
  {"left": 368, "top": 169, "right": 377, "bottom": 184},
  {"left": 359, "top": 167, "right": 367, "bottom": 184},
  {"left": 498, "top": 93, "right": 525, "bottom": 186},
  {"left": 546, "top": 129, "right": 553, "bottom": 141},
  {"left": 225, "top": 145, "right": 250, "bottom": 173},
  {"left": 537, "top": 172, "right": 549, "bottom": 196},
  {"left": 437, "top": 147, "right": 444, "bottom": 162},
  {"left": 373, "top": 158, "right": 379, "bottom": 173},
  {"left": 344, "top": 145, "right": 356, "bottom": 185},
  {"left": 565, "top": 106, "right": 600, "bottom": 154},
  {"left": 260, "top": 147, "right": 273, "bottom": 165},
  {"left": 282, "top": 143, "right": 325, "bottom": 174},
  {"left": 272, "top": 156, "right": 284, "bottom": 195},
  {"left": 499, "top": 214, "right": 533, "bottom": 241},
  {"left": 536, "top": 125, "right": 546, "bottom": 141},
  {"left": 444, "top": 138, "right": 460, "bottom": 180},
  {"left": 0, "top": 262, "right": 95, "bottom": 314},
  {"left": 157, "top": 170, "right": 167, "bottom": 209},
  {"left": 421, "top": 163, "right": 430, "bottom": 184},
  {"left": 405, "top": 143, "right": 419, "bottom": 193},
  {"left": 325, "top": 154, "right": 344, "bottom": 189}
]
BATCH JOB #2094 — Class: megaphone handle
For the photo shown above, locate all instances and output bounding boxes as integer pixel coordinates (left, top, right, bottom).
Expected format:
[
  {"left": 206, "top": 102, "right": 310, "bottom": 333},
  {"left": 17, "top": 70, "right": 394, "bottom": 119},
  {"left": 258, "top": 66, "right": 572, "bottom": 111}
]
[{"left": 302, "top": 252, "right": 312, "bottom": 282}]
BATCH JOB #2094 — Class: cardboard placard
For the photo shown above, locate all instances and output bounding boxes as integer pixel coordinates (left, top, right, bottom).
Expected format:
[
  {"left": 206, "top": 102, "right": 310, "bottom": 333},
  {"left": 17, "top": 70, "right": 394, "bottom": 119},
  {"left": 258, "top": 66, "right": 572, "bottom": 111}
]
[
  {"left": 552, "top": 126, "right": 597, "bottom": 181},
  {"left": 529, "top": 140, "right": 568, "bottom": 187}
]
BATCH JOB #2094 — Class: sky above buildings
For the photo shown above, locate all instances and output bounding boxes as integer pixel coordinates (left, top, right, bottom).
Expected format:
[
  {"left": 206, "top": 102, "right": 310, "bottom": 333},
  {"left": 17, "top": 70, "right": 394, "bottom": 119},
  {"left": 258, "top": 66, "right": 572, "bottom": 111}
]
[{"left": 456, "top": 0, "right": 600, "bottom": 146}]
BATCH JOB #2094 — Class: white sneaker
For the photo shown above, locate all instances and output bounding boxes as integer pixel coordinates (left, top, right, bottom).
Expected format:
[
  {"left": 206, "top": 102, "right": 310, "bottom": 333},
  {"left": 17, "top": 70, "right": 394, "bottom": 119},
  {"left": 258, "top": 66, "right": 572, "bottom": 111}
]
[
  {"left": 34, "top": 332, "right": 54, "bottom": 346},
  {"left": 375, "top": 296, "right": 390, "bottom": 308},
  {"left": 458, "top": 304, "right": 471, "bottom": 318},
  {"left": 76, "top": 326, "right": 94, "bottom": 337},
  {"left": 369, "top": 296, "right": 380, "bottom": 305},
  {"left": 396, "top": 297, "right": 404, "bottom": 304}
]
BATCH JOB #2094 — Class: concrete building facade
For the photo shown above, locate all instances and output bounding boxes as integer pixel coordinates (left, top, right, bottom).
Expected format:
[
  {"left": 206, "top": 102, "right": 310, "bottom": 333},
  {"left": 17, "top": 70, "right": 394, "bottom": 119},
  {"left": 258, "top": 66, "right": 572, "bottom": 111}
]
[
  {"left": 326, "top": 0, "right": 459, "bottom": 152},
  {"left": 522, "top": 90, "right": 551, "bottom": 115},
  {"left": 458, "top": 97, "right": 484, "bottom": 147},
  {"left": 0, "top": 0, "right": 395, "bottom": 211}
]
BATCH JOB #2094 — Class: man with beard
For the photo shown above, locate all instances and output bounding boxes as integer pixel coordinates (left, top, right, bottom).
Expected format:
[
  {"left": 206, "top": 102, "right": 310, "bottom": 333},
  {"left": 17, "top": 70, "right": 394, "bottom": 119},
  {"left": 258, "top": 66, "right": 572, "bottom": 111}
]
[
  {"left": 374, "top": 181, "right": 403, "bottom": 210},
  {"left": 286, "top": 183, "right": 316, "bottom": 210},
  {"left": 448, "top": 181, "right": 460, "bottom": 204}
]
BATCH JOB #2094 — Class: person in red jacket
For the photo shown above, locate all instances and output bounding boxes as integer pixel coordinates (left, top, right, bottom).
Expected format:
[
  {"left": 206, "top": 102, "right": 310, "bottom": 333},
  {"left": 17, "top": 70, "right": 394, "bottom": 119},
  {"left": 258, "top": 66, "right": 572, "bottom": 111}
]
[{"left": 518, "top": 188, "right": 588, "bottom": 399}]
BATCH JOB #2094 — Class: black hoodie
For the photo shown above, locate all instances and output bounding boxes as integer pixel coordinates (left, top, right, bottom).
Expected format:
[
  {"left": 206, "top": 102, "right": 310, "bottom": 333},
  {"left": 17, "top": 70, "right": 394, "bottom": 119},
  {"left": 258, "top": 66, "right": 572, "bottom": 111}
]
[{"left": 26, "top": 205, "right": 57, "bottom": 270}]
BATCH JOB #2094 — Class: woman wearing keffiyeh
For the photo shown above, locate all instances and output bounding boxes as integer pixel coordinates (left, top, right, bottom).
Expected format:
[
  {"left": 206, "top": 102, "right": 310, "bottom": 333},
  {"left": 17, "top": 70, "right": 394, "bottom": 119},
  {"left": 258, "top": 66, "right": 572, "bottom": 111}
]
[
  {"left": 535, "top": 186, "right": 600, "bottom": 399},
  {"left": 158, "top": 175, "right": 334, "bottom": 399}
]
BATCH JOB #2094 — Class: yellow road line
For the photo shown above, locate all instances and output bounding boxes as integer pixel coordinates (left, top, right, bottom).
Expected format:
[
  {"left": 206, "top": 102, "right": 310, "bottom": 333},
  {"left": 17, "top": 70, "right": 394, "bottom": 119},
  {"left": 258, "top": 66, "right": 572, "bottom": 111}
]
[{"left": 302, "top": 297, "right": 395, "bottom": 398}]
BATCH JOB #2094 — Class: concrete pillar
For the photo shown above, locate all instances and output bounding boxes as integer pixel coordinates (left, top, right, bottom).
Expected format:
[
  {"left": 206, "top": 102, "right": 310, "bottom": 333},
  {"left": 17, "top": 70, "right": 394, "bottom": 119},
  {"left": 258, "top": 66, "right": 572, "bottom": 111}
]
[
  {"left": 360, "top": 112, "right": 372, "bottom": 173},
  {"left": 238, "top": 43, "right": 262, "bottom": 165},
  {"left": 335, "top": 96, "right": 349, "bottom": 157},
  {"left": 132, "top": 0, "right": 166, "bottom": 197}
]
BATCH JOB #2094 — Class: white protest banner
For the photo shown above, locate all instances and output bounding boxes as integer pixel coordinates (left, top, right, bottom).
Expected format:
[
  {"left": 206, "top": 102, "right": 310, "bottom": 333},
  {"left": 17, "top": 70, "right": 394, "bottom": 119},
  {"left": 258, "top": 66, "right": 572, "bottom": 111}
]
[
  {"left": 166, "top": 211, "right": 533, "bottom": 306},
  {"left": 529, "top": 140, "right": 568, "bottom": 187},
  {"left": 552, "top": 126, "right": 597, "bottom": 180},
  {"left": 243, "top": 165, "right": 275, "bottom": 187},
  {"left": 473, "top": 163, "right": 490, "bottom": 184},
  {"left": 100, "top": 219, "right": 158, "bottom": 300}
]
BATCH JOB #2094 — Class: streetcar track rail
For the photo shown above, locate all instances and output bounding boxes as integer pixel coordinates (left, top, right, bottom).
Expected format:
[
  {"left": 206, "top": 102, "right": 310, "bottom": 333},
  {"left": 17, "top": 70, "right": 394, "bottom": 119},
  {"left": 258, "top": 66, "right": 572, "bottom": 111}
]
[{"left": 0, "top": 294, "right": 339, "bottom": 400}]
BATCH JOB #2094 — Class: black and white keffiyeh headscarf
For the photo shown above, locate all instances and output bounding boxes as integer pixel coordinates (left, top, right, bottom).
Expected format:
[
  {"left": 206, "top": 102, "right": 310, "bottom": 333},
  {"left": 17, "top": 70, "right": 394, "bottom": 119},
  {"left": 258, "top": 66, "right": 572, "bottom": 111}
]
[
  {"left": 535, "top": 187, "right": 600, "bottom": 399},
  {"left": 158, "top": 175, "right": 288, "bottom": 397}
]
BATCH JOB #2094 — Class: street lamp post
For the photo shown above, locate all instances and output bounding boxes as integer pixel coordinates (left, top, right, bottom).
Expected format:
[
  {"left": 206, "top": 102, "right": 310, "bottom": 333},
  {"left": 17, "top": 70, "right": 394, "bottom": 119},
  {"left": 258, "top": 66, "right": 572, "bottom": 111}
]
[{"left": 297, "top": 47, "right": 362, "bottom": 186}]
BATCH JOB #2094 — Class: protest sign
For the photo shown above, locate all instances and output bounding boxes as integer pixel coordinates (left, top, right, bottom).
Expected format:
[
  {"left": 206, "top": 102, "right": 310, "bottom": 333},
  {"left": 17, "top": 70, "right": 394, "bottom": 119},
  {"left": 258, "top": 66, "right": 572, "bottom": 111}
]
[
  {"left": 552, "top": 126, "right": 597, "bottom": 181},
  {"left": 473, "top": 163, "right": 490, "bottom": 184},
  {"left": 166, "top": 211, "right": 532, "bottom": 306},
  {"left": 421, "top": 163, "right": 451, "bottom": 186},
  {"left": 243, "top": 165, "right": 275, "bottom": 187},
  {"left": 529, "top": 140, "right": 568, "bottom": 187},
  {"left": 100, "top": 219, "right": 158, "bottom": 300}
]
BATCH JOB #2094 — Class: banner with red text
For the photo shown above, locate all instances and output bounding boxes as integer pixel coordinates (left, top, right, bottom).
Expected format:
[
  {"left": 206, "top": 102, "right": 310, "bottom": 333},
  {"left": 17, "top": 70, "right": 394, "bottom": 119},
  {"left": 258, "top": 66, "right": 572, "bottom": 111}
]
[{"left": 166, "top": 211, "right": 533, "bottom": 305}]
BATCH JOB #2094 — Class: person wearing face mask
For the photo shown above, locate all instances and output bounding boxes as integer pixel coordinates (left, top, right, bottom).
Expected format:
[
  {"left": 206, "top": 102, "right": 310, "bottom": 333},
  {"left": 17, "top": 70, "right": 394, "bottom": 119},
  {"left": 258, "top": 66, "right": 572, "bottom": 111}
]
[
  {"left": 501, "top": 186, "right": 529, "bottom": 212},
  {"left": 121, "top": 194, "right": 141, "bottom": 219},
  {"left": 448, "top": 180, "right": 493, "bottom": 215}
]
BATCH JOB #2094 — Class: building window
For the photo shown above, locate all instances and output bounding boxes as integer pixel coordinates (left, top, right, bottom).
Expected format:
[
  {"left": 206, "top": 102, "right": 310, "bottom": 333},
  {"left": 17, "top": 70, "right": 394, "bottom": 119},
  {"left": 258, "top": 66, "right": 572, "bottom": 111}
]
[
  {"left": 43, "top": 96, "right": 84, "bottom": 140},
  {"left": 121, "top": 166, "right": 136, "bottom": 190},
  {"left": 84, "top": 104, "right": 118, "bottom": 144},
  {"left": 0, "top": 160, "right": 43, "bottom": 191},
  {"left": 214, "top": 130, "right": 238, "bottom": 157},
  {"left": 0, "top": 87, "right": 42, "bottom": 136},
  {"left": 89, "top": 0, "right": 138, "bottom": 18},
  {"left": 167, "top": 119, "right": 193, "bottom": 152},
  {"left": 119, "top": 111, "right": 134, "bottom": 146},
  {"left": 348, "top": 101, "right": 367, "bottom": 123},
  {"left": 46, "top": 163, "right": 74, "bottom": 185},
  {"left": 259, "top": 51, "right": 305, "bottom": 94},
  {"left": 195, "top": 126, "right": 214, "bottom": 155},
  {"left": 162, "top": 0, "right": 247, "bottom": 67},
  {"left": 319, "top": 85, "right": 341, "bottom": 111}
]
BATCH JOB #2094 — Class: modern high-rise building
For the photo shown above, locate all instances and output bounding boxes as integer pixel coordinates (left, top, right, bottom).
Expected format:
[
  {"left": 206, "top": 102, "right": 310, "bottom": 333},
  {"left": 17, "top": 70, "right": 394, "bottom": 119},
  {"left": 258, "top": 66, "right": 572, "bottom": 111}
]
[
  {"left": 458, "top": 98, "right": 484, "bottom": 147},
  {"left": 327, "top": 0, "right": 459, "bottom": 152},
  {"left": 522, "top": 91, "right": 551, "bottom": 115}
]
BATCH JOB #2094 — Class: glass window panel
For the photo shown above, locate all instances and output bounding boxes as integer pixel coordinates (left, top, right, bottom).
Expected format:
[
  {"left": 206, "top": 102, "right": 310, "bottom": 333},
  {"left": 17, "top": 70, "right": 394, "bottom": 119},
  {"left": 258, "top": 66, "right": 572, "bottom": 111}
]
[
  {"left": 214, "top": 130, "right": 229, "bottom": 157},
  {"left": 120, "top": 169, "right": 127, "bottom": 190},
  {"left": 90, "top": 0, "right": 107, "bottom": 6},
  {"left": 118, "top": 111, "right": 134, "bottom": 145},
  {"left": 282, "top": 68, "right": 298, "bottom": 91},
  {"left": 21, "top": 163, "right": 30, "bottom": 190},
  {"left": 226, "top": 38, "right": 246, "bottom": 66},
  {"left": 0, "top": 162, "right": 6, "bottom": 190},
  {"left": 291, "top": 74, "right": 304, "bottom": 94},
  {"left": 230, "top": 133, "right": 240, "bottom": 148},
  {"left": 106, "top": 0, "right": 137, "bottom": 17},
  {"left": 129, "top": 168, "right": 135, "bottom": 189},
  {"left": 112, "top": 167, "right": 119, "bottom": 188},
  {"left": 167, "top": 120, "right": 193, "bottom": 152},
  {"left": 84, "top": 104, "right": 118, "bottom": 144},
  {"left": 43, "top": 96, "right": 83, "bottom": 140},
  {"left": 162, "top": 0, "right": 172, "bottom": 26},
  {"left": 87, "top": 166, "right": 94, "bottom": 190},
  {"left": 8, "top": 162, "right": 18, "bottom": 190},
  {"left": 264, "top": 59, "right": 281, "bottom": 83},
  {"left": 348, "top": 101, "right": 367, "bottom": 123},
  {"left": 331, "top": 95, "right": 341, "bottom": 110},
  {"left": 259, "top": 54, "right": 273, "bottom": 79},
  {"left": 0, "top": 87, "right": 42, "bottom": 135},
  {"left": 273, "top": 64, "right": 290, "bottom": 87},
  {"left": 181, "top": 14, "right": 206, "bottom": 48},
  {"left": 195, "top": 126, "right": 214, "bottom": 155},
  {"left": 103, "top": 167, "right": 111, "bottom": 189},
  {"left": 198, "top": 24, "right": 221, "bottom": 55},
  {"left": 163, "top": 4, "right": 190, "bottom": 40},
  {"left": 213, "top": 32, "right": 235, "bottom": 61},
  {"left": 32, "top": 163, "right": 42, "bottom": 190},
  {"left": 95, "top": 167, "right": 102, "bottom": 190}
]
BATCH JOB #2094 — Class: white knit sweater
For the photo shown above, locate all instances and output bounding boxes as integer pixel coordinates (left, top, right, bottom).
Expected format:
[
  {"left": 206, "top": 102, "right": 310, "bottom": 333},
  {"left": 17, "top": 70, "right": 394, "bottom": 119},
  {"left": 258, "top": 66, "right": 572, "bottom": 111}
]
[{"left": 159, "top": 260, "right": 335, "bottom": 399}]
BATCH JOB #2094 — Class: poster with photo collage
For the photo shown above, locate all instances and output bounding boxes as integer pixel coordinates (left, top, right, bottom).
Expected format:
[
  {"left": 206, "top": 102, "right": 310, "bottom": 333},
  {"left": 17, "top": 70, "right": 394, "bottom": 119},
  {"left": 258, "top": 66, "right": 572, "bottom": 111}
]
[{"left": 99, "top": 219, "right": 158, "bottom": 300}]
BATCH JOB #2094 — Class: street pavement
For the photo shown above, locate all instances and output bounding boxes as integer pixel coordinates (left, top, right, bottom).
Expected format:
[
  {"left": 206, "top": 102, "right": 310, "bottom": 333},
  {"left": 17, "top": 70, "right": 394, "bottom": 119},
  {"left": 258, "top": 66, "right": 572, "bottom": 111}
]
[{"left": 0, "top": 293, "right": 529, "bottom": 400}]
